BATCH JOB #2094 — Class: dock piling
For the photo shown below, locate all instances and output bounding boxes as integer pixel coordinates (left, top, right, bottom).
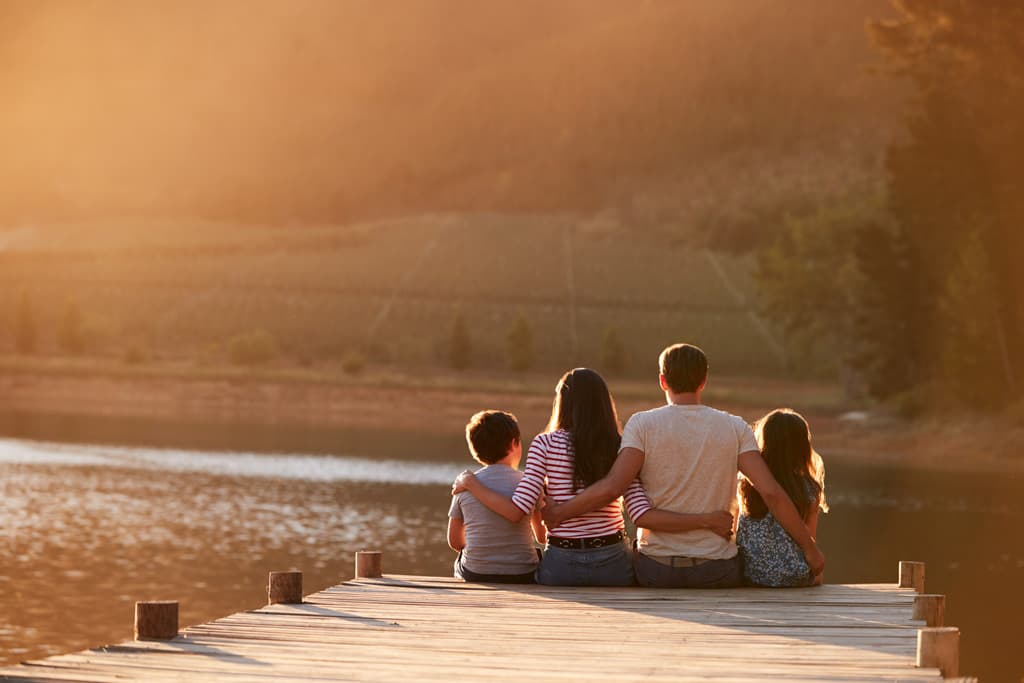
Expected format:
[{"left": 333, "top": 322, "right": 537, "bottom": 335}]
[
  {"left": 917, "top": 626, "right": 959, "bottom": 678},
  {"left": 134, "top": 601, "right": 178, "bottom": 640},
  {"left": 268, "top": 571, "right": 303, "bottom": 604},
  {"left": 899, "top": 560, "right": 925, "bottom": 593},
  {"left": 912, "top": 593, "right": 945, "bottom": 627},
  {"left": 355, "top": 550, "right": 382, "bottom": 578}
]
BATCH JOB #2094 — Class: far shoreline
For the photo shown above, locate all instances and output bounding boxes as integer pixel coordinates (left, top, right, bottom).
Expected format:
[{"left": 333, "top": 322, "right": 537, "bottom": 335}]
[{"left": 1, "top": 356, "right": 1021, "bottom": 476}]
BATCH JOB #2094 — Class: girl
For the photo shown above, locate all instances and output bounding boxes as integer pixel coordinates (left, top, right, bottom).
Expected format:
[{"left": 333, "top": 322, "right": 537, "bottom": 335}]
[
  {"left": 736, "top": 408, "right": 828, "bottom": 587},
  {"left": 453, "top": 368, "right": 732, "bottom": 586}
]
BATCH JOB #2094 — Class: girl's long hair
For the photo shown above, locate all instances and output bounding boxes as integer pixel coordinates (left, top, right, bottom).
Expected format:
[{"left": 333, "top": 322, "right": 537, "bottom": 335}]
[
  {"left": 546, "top": 368, "right": 622, "bottom": 490},
  {"left": 739, "top": 409, "right": 828, "bottom": 520}
]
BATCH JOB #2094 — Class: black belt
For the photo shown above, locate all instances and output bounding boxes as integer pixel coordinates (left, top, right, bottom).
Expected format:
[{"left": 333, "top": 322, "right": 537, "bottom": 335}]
[{"left": 547, "top": 531, "right": 624, "bottom": 550}]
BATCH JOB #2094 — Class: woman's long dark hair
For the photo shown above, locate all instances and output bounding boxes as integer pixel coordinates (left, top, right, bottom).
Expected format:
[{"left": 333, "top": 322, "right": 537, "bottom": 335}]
[
  {"left": 739, "top": 409, "right": 828, "bottom": 520},
  {"left": 546, "top": 368, "right": 622, "bottom": 490}
]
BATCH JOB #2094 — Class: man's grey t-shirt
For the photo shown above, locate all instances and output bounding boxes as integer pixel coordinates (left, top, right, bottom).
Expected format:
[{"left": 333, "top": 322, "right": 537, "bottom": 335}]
[{"left": 448, "top": 464, "right": 538, "bottom": 575}]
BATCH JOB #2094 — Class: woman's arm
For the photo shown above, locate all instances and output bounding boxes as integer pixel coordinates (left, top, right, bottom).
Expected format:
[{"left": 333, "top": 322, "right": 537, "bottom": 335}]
[
  {"left": 634, "top": 509, "right": 734, "bottom": 539},
  {"left": 452, "top": 472, "right": 525, "bottom": 522},
  {"left": 447, "top": 517, "right": 466, "bottom": 551}
]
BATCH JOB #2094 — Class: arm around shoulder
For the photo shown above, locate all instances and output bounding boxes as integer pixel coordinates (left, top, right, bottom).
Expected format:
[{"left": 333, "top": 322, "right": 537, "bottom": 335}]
[
  {"left": 543, "top": 448, "right": 644, "bottom": 527},
  {"left": 738, "top": 449, "right": 825, "bottom": 577}
]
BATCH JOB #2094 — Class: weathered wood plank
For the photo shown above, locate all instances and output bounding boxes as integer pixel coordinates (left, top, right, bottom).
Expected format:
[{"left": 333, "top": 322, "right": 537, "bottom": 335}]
[{"left": 0, "top": 577, "right": 942, "bottom": 683}]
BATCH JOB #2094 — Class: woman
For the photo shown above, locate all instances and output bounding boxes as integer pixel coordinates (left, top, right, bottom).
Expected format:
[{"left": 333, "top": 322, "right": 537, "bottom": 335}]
[{"left": 453, "top": 368, "right": 732, "bottom": 586}]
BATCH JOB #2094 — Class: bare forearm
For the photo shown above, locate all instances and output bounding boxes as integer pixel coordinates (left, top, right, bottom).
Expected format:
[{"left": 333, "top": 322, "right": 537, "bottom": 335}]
[
  {"left": 764, "top": 491, "right": 815, "bottom": 551},
  {"left": 464, "top": 479, "right": 525, "bottom": 522},
  {"left": 636, "top": 509, "right": 714, "bottom": 533},
  {"left": 553, "top": 480, "right": 618, "bottom": 521},
  {"left": 530, "top": 510, "right": 547, "bottom": 544}
]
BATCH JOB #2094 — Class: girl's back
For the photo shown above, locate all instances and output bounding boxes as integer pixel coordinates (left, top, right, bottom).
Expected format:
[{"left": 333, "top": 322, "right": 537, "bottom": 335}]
[
  {"left": 736, "top": 409, "right": 826, "bottom": 588},
  {"left": 737, "top": 477, "right": 819, "bottom": 587}
]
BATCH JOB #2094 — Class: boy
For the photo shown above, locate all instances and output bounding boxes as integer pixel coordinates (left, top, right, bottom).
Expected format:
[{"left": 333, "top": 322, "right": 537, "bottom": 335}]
[{"left": 448, "top": 410, "right": 545, "bottom": 583}]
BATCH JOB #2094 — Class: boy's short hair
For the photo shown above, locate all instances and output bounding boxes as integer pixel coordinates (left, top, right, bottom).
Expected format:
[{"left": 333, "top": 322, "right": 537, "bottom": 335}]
[
  {"left": 465, "top": 411, "right": 520, "bottom": 465},
  {"left": 659, "top": 343, "right": 708, "bottom": 393}
]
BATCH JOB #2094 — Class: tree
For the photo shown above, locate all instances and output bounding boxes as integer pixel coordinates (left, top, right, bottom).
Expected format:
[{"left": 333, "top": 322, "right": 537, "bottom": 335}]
[
  {"left": 601, "top": 326, "right": 626, "bottom": 375},
  {"left": 849, "top": 221, "right": 922, "bottom": 399},
  {"left": 937, "top": 228, "right": 1013, "bottom": 407},
  {"left": 506, "top": 311, "right": 534, "bottom": 372},
  {"left": 868, "top": 1, "right": 1024, "bottom": 404},
  {"left": 755, "top": 203, "right": 866, "bottom": 376},
  {"left": 449, "top": 313, "right": 471, "bottom": 370},
  {"left": 59, "top": 299, "right": 84, "bottom": 354},
  {"left": 15, "top": 290, "right": 35, "bottom": 354}
]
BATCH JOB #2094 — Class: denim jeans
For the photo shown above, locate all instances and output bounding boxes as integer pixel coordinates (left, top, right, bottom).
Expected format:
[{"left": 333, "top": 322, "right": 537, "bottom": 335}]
[
  {"left": 454, "top": 551, "right": 539, "bottom": 584},
  {"left": 633, "top": 550, "right": 743, "bottom": 588},
  {"left": 536, "top": 541, "right": 636, "bottom": 586}
]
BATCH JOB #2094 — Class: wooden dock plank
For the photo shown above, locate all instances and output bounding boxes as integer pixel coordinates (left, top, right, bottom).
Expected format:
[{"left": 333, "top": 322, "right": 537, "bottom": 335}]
[{"left": 0, "top": 577, "right": 942, "bottom": 682}]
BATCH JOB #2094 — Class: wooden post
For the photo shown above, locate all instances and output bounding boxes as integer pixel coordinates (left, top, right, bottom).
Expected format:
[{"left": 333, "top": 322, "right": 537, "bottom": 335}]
[
  {"left": 134, "top": 601, "right": 178, "bottom": 640},
  {"left": 913, "top": 594, "right": 945, "bottom": 627},
  {"left": 268, "top": 571, "right": 303, "bottom": 605},
  {"left": 917, "top": 627, "right": 959, "bottom": 678},
  {"left": 899, "top": 560, "right": 925, "bottom": 593},
  {"left": 355, "top": 550, "right": 383, "bottom": 578}
]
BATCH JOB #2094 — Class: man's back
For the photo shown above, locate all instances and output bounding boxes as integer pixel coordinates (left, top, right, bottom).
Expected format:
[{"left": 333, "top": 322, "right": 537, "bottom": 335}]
[{"left": 622, "top": 404, "right": 757, "bottom": 559}]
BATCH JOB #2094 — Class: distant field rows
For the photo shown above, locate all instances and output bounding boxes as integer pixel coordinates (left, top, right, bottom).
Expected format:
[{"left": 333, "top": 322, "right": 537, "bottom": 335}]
[{"left": 0, "top": 218, "right": 784, "bottom": 374}]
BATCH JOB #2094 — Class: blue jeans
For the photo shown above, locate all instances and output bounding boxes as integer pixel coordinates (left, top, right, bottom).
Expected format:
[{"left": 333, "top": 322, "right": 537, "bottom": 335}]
[
  {"left": 633, "top": 550, "right": 743, "bottom": 588},
  {"left": 536, "top": 541, "right": 636, "bottom": 586}
]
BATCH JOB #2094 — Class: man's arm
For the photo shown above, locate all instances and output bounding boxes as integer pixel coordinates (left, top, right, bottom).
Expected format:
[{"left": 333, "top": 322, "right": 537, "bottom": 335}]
[
  {"left": 635, "top": 509, "right": 734, "bottom": 539},
  {"left": 447, "top": 517, "right": 466, "bottom": 551},
  {"left": 542, "top": 448, "right": 644, "bottom": 528},
  {"left": 738, "top": 450, "right": 825, "bottom": 577},
  {"left": 806, "top": 502, "right": 821, "bottom": 539},
  {"left": 530, "top": 509, "right": 546, "bottom": 545}
]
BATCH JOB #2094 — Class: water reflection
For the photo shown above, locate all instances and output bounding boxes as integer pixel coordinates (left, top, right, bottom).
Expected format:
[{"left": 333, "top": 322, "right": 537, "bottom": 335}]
[
  {"left": 0, "top": 445, "right": 458, "bottom": 664},
  {"left": 1, "top": 435, "right": 1022, "bottom": 682}
]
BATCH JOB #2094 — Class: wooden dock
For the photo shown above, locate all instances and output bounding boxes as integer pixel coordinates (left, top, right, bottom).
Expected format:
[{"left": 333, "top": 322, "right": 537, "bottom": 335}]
[{"left": 0, "top": 558, "right": 966, "bottom": 682}]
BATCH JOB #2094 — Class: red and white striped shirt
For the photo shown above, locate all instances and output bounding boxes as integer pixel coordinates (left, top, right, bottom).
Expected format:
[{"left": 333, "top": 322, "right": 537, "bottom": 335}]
[{"left": 511, "top": 429, "right": 652, "bottom": 539}]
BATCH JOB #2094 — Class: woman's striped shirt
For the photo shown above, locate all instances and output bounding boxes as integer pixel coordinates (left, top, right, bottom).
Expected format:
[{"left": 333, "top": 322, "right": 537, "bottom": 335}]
[{"left": 511, "top": 429, "right": 652, "bottom": 539}]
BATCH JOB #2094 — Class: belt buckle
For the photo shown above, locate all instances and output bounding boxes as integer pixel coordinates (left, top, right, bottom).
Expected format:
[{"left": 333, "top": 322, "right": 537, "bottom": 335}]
[{"left": 591, "top": 537, "right": 607, "bottom": 548}]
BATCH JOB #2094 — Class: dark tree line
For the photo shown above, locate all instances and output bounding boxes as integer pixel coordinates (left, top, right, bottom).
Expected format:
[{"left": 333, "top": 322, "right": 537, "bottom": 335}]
[{"left": 759, "top": 0, "right": 1023, "bottom": 409}]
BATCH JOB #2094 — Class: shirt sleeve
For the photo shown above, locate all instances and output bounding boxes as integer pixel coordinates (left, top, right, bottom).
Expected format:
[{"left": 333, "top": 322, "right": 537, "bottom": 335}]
[
  {"left": 737, "top": 419, "right": 759, "bottom": 454},
  {"left": 620, "top": 413, "right": 646, "bottom": 453},
  {"left": 511, "top": 434, "right": 547, "bottom": 516},
  {"left": 448, "top": 493, "right": 463, "bottom": 520},
  {"left": 621, "top": 477, "right": 653, "bottom": 522}
]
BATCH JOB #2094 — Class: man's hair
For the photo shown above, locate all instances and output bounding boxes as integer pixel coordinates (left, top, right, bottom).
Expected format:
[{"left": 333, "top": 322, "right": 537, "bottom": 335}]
[
  {"left": 465, "top": 410, "right": 520, "bottom": 464},
  {"left": 659, "top": 343, "right": 708, "bottom": 393}
]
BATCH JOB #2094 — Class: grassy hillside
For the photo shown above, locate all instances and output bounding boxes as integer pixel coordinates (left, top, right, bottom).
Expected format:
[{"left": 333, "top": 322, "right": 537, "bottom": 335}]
[
  {"left": 0, "top": 217, "right": 789, "bottom": 375},
  {"left": 0, "top": 0, "right": 901, "bottom": 239}
]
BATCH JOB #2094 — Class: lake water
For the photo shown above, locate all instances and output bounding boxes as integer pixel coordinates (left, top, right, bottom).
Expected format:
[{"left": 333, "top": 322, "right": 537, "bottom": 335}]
[{"left": 1, "top": 418, "right": 1022, "bottom": 681}]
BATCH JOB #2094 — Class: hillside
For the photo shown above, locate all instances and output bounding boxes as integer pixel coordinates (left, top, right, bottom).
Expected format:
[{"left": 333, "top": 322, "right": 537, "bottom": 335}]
[
  {"left": 0, "top": 0, "right": 901, "bottom": 237},
  {"left": 0, "top": 216, "right": 790, "bottom": 375}
]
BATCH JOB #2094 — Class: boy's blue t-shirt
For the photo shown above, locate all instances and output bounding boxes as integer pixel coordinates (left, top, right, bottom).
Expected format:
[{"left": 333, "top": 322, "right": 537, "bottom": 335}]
[{"left": 448, "top": 464, "right": 539, "bottom": 575}]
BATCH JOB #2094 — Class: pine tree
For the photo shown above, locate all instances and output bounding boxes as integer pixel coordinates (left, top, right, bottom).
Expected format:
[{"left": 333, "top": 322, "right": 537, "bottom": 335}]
[
  {"left": 15, "top": 290, "right": 35, "bottom": 354},
  {"left": 601, "top": 326, "right": 626, "bottom": 375},
  {"left": 449, "top": 313, "right": 471, "bottom": 370},
  {"left": 506, "top": 311, "right": 534, "bottom": 372}
]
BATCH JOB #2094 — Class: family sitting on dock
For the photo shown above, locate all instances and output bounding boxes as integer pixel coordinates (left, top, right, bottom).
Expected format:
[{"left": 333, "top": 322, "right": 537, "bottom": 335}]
[{"left": 448, "top": 343, "right": 828, "bottom": 588}]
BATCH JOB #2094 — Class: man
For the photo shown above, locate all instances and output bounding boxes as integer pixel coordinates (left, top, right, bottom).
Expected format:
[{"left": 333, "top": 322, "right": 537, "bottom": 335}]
[{"left": 543, "top": 343, "right": 825, "bottom": 587}]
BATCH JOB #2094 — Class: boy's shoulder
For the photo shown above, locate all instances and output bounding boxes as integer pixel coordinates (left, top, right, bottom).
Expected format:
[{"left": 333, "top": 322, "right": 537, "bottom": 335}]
[{"left": 474, "top": 464, "right": 523, "bottom": 485}]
